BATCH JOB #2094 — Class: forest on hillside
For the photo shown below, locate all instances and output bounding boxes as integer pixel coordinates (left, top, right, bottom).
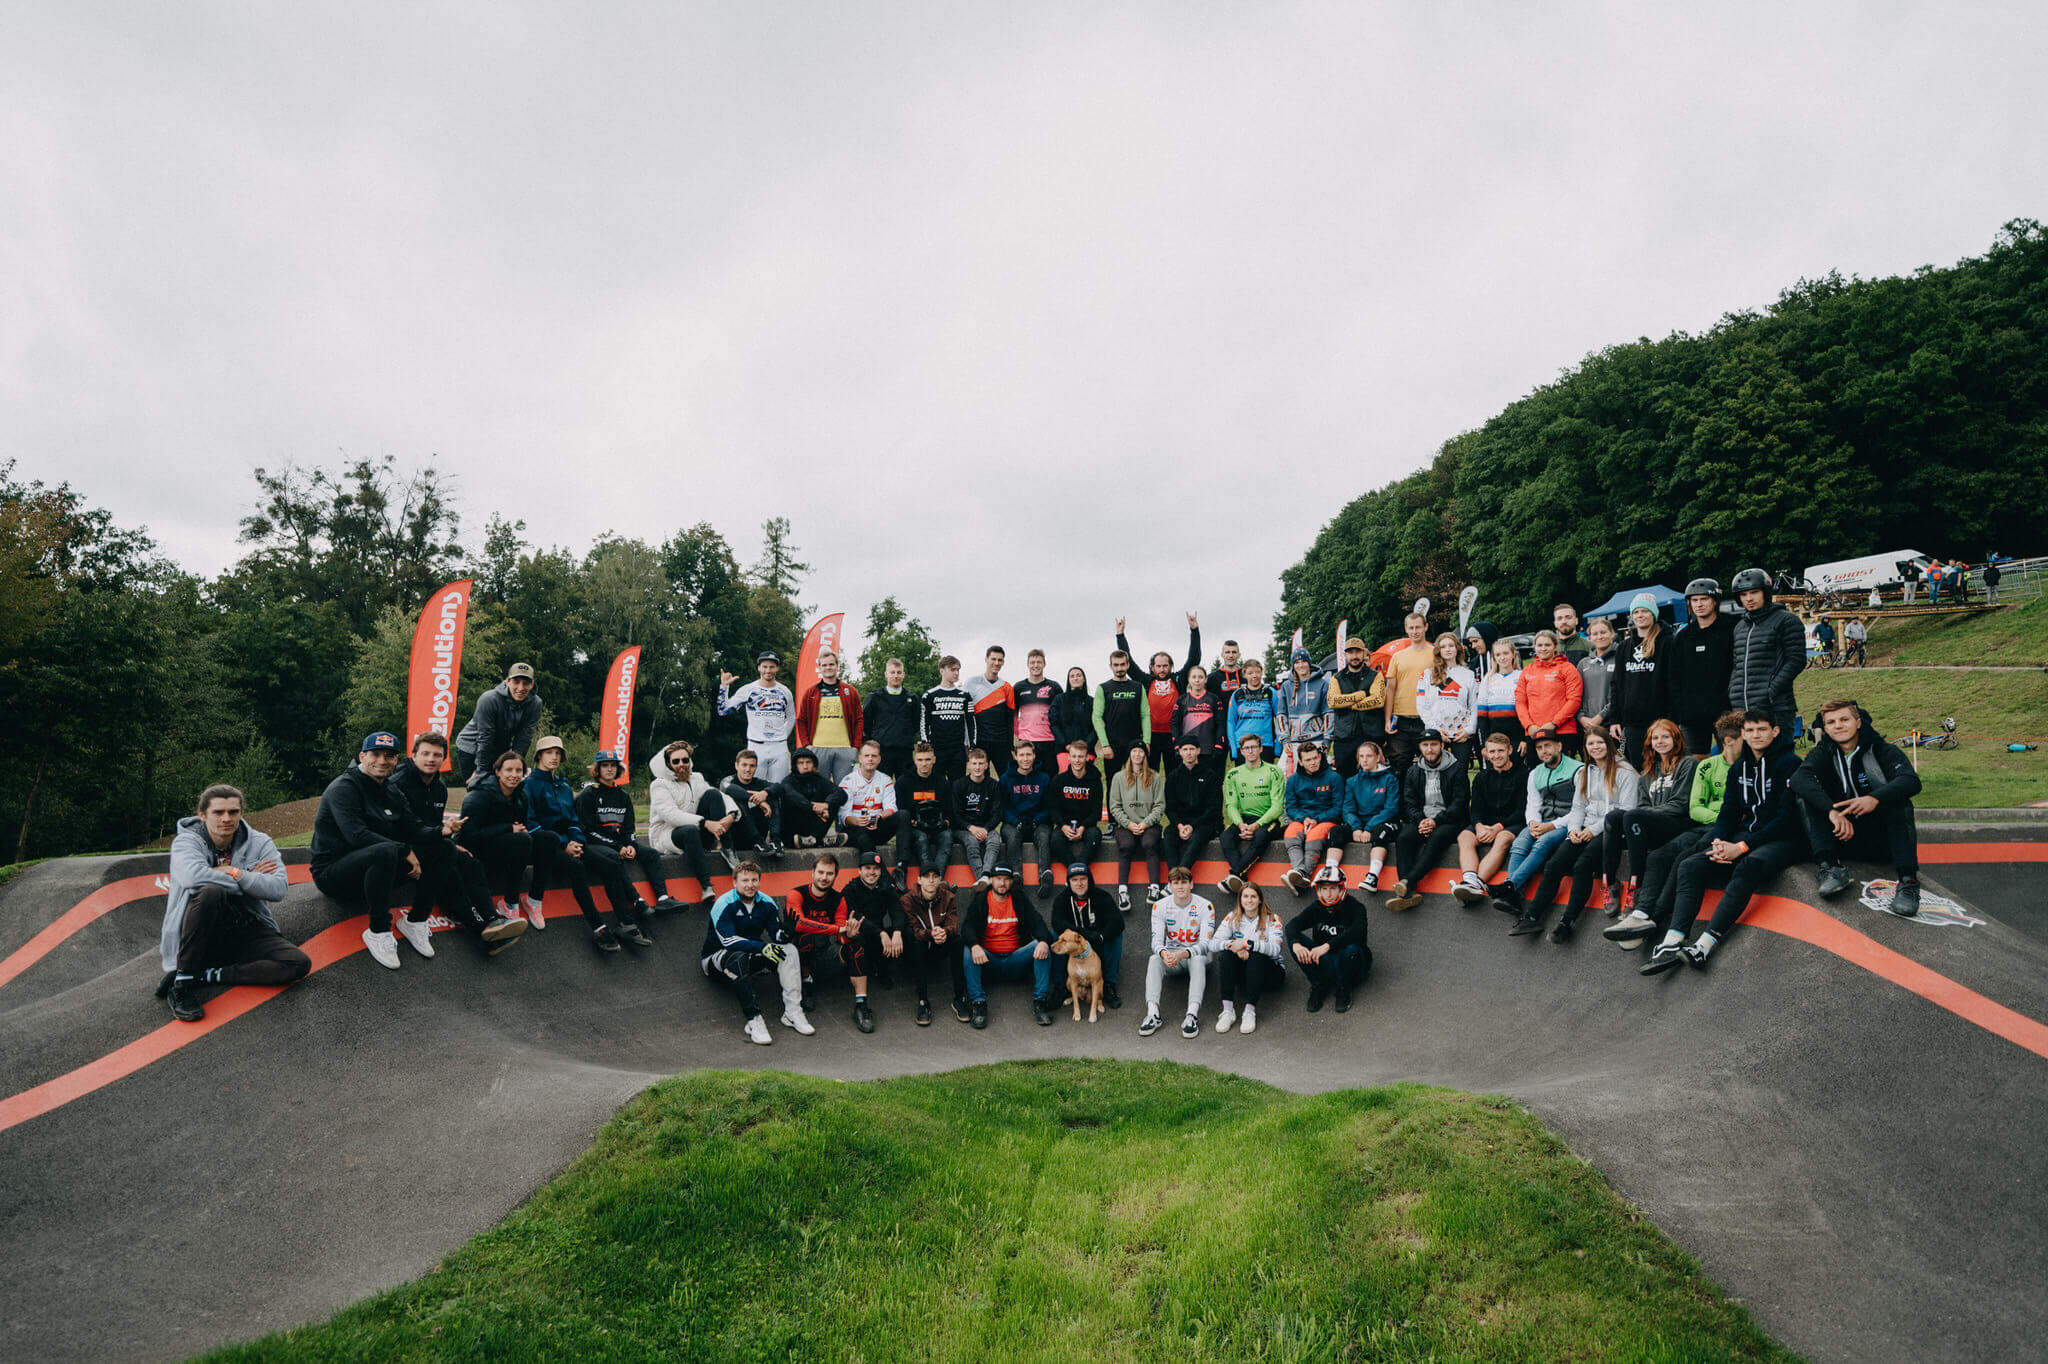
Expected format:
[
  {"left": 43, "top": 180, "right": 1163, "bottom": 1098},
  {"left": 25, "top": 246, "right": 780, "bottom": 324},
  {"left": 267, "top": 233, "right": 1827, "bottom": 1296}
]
[{"left": 1276, "top": 219, "right": 2048, "bottom": 642}]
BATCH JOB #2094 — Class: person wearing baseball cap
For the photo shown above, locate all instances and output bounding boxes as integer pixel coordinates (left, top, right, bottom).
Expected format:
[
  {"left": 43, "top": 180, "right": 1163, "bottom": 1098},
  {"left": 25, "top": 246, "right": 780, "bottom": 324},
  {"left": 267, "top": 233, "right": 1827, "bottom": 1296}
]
[
  {"left": 453, "top": 663, "right": 542, "bottom": 787},
  {"left": 311, "top": 730, "right": 429, "bottom": 971},
  {"left": 1326, "top": 635, "right": 1386, "bottom": 778},
  {"left": 718, "top": 651, "right": 798, "bottom": 783},
  {"left": 958, "top": 864, "right": 1056, "bottom": 1028},
  {"left": 1490, "top": 724, "right": 1581, "bottom": 917},
  {"left": 576, "top": 750, "right": 687, "bottom": 916},
  {"left": 837, "top": 851, "right": 907, "bottom": 1033}
]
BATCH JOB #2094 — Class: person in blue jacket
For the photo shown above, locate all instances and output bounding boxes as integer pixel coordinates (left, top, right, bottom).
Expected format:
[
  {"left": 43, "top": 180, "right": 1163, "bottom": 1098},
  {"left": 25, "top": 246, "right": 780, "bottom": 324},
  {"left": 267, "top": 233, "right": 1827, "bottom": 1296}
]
[
  {"left": 1226, "top": 659, "right": 1279, "bottom": 761},
  {"left": 1280, "top": 743, "right": 1348, "bottom": 893},
  {"left": 1340, "top": 739, "right": 1402, "bottom": 892},
  {"left": 999, "top": 740, "right": 1055, "bottom": 889},
  {"left": 523, "top": 737, "right": 652, "bottom": 952}
]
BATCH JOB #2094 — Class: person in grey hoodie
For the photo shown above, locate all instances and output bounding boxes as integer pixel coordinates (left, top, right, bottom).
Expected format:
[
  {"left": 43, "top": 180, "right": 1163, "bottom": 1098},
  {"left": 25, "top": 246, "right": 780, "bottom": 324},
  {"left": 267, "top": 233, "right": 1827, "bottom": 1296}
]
[
  {"left": 1385, "top": 731, "right": 1470, "bottom": 912},
  {"left": 1726, "top": 568, "right": 1806, "bottom": 729},
  {"left": 158, "top": 784, "right": 308, "bottom": 1022},
  {"left": 454, "top": 662, "right": 542, "bottom": 786}
]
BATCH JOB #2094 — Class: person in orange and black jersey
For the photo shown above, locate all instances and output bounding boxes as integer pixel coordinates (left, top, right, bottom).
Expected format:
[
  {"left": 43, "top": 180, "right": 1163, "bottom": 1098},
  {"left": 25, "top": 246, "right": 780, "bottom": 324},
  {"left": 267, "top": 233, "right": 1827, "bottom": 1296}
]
[
  {"left": 838, "top": 852, "right": 908, "bottom": 1033},
  {"left": 1168, "top": 663, "right": 1230, "bottom": 776},
  {"left": 1211, "top": 639, "right": 1250, "bottom": 698},
  {"left": 1117, "top": 612, "right": 1202, "bottom": 772},
  {"left": 894, "top": 741, "right": 954, "bottom": 882}
]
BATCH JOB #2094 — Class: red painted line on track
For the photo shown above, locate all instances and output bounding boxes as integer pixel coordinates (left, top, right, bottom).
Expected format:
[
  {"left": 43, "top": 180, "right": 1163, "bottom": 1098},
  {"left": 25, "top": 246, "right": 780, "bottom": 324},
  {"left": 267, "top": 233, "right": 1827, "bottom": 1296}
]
[{"left": 0, "top": 849, "right": 2040, "bottom": 1134}]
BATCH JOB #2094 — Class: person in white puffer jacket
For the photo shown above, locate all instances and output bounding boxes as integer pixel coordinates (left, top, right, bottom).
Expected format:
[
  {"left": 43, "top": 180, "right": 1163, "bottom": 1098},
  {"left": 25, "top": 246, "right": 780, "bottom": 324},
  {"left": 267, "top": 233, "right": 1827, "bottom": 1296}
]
[
  {"left": 648, "top": 741, "right": 738, "bottom": 910},
  {"left": 1207, "top": 880, "right": 1287, "bottom": 1035},
  {"left": 1509, "top": 723, "right": 1639, "bottom": 943},
  {"left": 1415, "top": 633, "right": 1477, "bottom": 765}
]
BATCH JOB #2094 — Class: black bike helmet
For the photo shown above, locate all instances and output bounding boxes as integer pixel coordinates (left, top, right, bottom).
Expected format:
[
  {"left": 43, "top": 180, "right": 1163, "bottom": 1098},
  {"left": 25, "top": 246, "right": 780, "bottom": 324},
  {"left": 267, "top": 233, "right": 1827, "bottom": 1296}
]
[
  {"left": 1684, "top": 577, "right": 1721, "bottom": 598},
  {"left": 1731, "top": 567, "right": 1772, "bottom": 594}
]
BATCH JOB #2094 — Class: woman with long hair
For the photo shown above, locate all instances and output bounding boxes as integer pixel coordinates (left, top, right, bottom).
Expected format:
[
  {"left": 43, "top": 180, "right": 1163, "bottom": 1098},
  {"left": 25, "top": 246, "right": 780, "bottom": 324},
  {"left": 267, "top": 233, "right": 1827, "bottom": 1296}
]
[
  {"left": 1208, "top": 880, "right": 1286, "bottom": 1034},
  {"left": 1050, "top": 666, "right": 1095, "bottom": 769},
  {"left": 1416, "top": 632, "right": 1477, "bottom": 767},
  {"left": 1107, "top": 743, "right": 1165, "bottom": 908},
  {"left": 1604, "top": 718, "right": 1696, "bottom": 913},
  {"left": 1514, "top": 629, "right": 1584, "bottom": 757},
  {"left": 1474, "top": 638, "right": 1524, "bottom": 757},
  {"left": 1511, "top": 723, "right": 1638, "bottom": 943},
  {"left": 1607, "top": 596, "right": 1674, "bottom": 764}
]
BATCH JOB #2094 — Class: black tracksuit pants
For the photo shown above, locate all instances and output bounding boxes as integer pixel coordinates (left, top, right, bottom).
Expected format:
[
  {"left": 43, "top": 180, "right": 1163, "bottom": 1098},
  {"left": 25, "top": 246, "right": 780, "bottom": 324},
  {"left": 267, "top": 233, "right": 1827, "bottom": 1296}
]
[
  {"left": 1671, "top": 838, "right": 1807, "bottom": 939},
  {"left": 177, "top": 885, "right": 312, "bottom": 985},
  {"left": 313, "top": 842, "right": 411, "bottom": 934},
  {"left": 1800, "top": 800, "right": 1919, "bottom": 873}
]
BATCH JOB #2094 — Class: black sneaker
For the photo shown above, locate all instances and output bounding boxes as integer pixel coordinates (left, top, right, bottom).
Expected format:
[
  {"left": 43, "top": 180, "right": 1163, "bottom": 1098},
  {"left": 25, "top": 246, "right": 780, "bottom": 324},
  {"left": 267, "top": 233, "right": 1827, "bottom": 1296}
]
[
  {"left": 1334, "top": 986, "right": 1351, "bottom": 1013},
  {"left": 1508, "top": 916, "right": 1543, "bottom": 937},
  {"left": 1306, "top": 983, "right": 1330, "bottom": 1013},
  {"left": 1032, "top": 996, "right": 1053, "bottom": 1026},
  {"left": 592, "top": 924, "right": 623, "bottom": 953},
  {"left": 166, "top": 977, "right": 205, "bottom": 1023},
  {"left": 1549, "top": 917, "right": 1576, "bottom": 944},
  {"left": 854, "top": 999, "right": 875, "bottom": 1033},
  {"left": 952, "top": 996, "right": 972, "bottom": 1024},
  {"left": 1891, "top": 876, "right": 1921, "bottom": 918},
  {"left": 653, "top": 894, "right": 686, "bottom": 913},
  {"left": 154, "top": 970, "right": 175, "bottom": 1000},
  {"left": 1640, "top": 943, "right": 1686, "bottom": 975},
  {"left": 1816, "top": 863, "right": 1851, "bottom": 897},
  {"left": 915, "top": 998, "right": 932, "bottom": 1026},
  {"left": 615, "top": 920, "right": 653, "bottom": 948},
  {"left": 802, "top": 990, "right": 816, "bottom": 1015},
  {"left": 1103, "top": 982, "right": 1122, "bottom": 1010},
  {"left": 971, "top": 1000, "right": 989, "bottom": 1030},
  {"left": 1681, "top": 941, "right": 1713, "bottom": 970},
  {"left": 1038, "top": 871, "right": 1054, "bottom": 889}
]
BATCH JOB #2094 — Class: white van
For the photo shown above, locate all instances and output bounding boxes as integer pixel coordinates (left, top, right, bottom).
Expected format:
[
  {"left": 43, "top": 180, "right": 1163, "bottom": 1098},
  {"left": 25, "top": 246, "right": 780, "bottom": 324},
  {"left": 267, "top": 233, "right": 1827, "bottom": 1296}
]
[{"left": 1804, "top": 550, "right": 1930, "bottom": 594}]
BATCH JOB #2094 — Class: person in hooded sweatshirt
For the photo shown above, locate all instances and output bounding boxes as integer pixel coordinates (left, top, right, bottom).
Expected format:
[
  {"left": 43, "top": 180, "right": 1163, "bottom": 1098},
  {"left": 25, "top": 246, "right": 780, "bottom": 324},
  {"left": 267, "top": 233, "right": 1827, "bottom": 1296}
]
[
  {"left": 1510, "top": 723, "right": 1638, "bottom": 942},
  {"left": 577, "top": 749, "right": 688, "bottom": 914},
  {"left": 1463, "top": 621, "right": 1500, "bottom": 679},
  {"left": 158, "top": 783, "right": 308, "bottom": 1022},
  {"left": 1791, "top": 698, "right": 1924, "bottom": 916},
  {"left": 1287, "top": 867, "right": 1370, "bottom": 1013},
  {"left": 999, "top": 740, "right": 1055, "bottom": 888},
  {"left": 950, "top": 746, "right": 1007, "bottom": 885},
  {"left": 1326, "top": 636, "right": 1387, "bottom": 778},
  {"left": 1224, "top": 659, "right": 1279, "bottom": 763},
  {"left": 1386, "top": 730, "right": 1471, "bottom": 912},
  {"left": 1163, "top": 735, "right": 1224, "bottom": 873},
  {"left": 453, "top": 662, "right": 541, "bottom": 786},
  {"left": 1456, "top": 732, "right": 1527, "bottom": 905},
  {"left": 1048, "top": 739, "right": 1106, "bottom": 869},
  {"left": 311, "top": 731, "right": 426, "bottom": 971},
  {"left": 458, "top": 750, "right": 551, "bottom": 924},
  {"left": 1607, "top": 596, "right": 1676, "bottom": 764},
  {"left": 1670, "top": 578, "right": 1737, "bottom": 756},
  {"left": 390, "top": 731, "right": 525, "bottom": 953},
  {"left": 776, "top": 746, "right": 848, "bottom": 848},
  {"left": 1726, "top": 567, "right": 1807, "bottom": 730},
  {"left": 1643, "top": 709, "right": 1806, "bottom": 974},
  {"left": 1050, "top": 861, "right": 1125, "bottom": 1011},
  {"left": 1279, "top": 741, "right": 1348, "bottom": 895},
  {"left": 1340, "top": 739, "right": 1402, "bottom": 893},
  {"left": 1276, "top": 646, "right": 1334, "bottom": 772},
  {"left": 1049, "top": 666, "right": 1097, "bottom": 766},
  {"left": 525, "top": 737, "right": 653, "bottom": 952},
  {"left": 647, "top": 740, "right": 735, "bottom": 911}
]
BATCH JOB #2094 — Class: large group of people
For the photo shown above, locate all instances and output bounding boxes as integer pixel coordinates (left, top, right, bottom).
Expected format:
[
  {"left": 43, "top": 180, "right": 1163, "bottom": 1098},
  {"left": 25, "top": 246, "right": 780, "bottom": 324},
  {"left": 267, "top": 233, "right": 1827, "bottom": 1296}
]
[{"left": 158, "top": 570, "right": 1928, "bottom": 1044}]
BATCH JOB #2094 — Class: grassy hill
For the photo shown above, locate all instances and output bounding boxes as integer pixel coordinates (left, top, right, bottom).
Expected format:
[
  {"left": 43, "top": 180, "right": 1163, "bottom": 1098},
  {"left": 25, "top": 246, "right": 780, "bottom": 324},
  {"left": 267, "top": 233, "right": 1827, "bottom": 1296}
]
[
  {"left": 207, "top": 1062, "right": 1789, "bottom": 1363},
  {"left": 1864, "top": 593, "right": 2048, "bottom": 667}
]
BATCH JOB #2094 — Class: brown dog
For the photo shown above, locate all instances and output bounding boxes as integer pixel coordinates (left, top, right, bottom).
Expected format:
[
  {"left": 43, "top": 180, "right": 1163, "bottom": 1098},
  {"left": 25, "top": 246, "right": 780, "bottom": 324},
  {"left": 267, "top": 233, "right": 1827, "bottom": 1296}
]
[{"left": 1051, "top": 929, "right": 1104, "bottom": 1023}]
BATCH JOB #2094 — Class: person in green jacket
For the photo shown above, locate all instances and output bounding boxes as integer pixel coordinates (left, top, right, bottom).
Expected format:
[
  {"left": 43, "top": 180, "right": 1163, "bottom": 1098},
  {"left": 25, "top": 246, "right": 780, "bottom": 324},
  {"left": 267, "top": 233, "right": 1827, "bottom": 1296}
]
[
  {"left": 1107, "top": 744, "right": 1167, "bottom": 910},
  {"left": 1219, "top": 734, "right": 1286, "bottom": 895},
  {"left": 1606, "top": 710, "right": 1744, "bottom": 944}
]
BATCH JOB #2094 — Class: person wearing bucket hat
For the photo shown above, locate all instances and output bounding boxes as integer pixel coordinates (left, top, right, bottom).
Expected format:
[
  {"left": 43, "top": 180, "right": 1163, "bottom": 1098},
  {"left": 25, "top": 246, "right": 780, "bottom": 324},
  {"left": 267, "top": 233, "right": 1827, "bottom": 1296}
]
[
  {"left": 718, "top": 651, "right": 797, "bottom": 783},
  {"left": 453, "top": 663, "right": 541, "bottom": 787},
  {"left": 524, "top": 737, "right": 654, "bottom": 952},
  {"left": 1669, "top": 577, "right": 1735, "bottom": 755},
  {"left": 1607, "top": 594, "right": 1675, "bottom": 765},
  {"left": 576, "top": 750, "right": 687, "bottom": 916},
  {"left": 311, "top": 731, "right": 427, "bottom": 971}
]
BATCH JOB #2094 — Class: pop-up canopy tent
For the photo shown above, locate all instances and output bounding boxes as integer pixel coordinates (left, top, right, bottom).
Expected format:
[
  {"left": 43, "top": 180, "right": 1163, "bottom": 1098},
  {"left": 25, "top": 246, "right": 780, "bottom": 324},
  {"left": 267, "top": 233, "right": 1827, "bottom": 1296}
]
[{"left": 1584, "top": 583, "right": 1688, "bottom": 620}]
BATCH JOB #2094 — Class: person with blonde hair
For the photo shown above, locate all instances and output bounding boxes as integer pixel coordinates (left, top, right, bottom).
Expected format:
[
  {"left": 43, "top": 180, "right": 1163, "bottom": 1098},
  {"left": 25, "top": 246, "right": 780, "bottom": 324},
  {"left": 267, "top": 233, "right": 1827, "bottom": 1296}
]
[
  {"left": 1108, "top": 743, "right": 1166, "bottom": 909},
  {"left": 1208, "top": 880, "right": 1287, "bottom": 1034},
  {"left": 1416, "top": 631, "right": 1477, "bottom": 766}
]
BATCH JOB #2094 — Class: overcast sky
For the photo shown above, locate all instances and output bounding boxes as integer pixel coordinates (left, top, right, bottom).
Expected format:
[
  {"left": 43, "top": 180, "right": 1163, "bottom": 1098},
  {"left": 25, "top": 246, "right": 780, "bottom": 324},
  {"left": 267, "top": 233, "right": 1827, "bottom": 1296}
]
[{"left": 5, "top": 2, "right": 2042, "bottom": 677}]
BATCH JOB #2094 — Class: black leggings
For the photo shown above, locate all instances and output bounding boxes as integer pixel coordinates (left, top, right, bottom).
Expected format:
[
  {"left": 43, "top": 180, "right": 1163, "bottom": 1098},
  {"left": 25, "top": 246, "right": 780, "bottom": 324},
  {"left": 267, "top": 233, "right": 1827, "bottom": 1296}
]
[
  {"left": 1531, "top": 834, "right": 1606, "bottom": 924},
  {"left": 177, "top": 886, "right": 312, "bottom": 985},
  {"left": 313, "top": 842, "right": 410, "bottom": 934},
  {"left": 1216, "top": 951, "right": 1285, "bottom": 1006},
  {"left": 1113, "top": 825, "right": 1162, "bottom": 886},
  {"left": 584, "top": 840, "right": 671, "bottom": 904},
  {"left": 464, "top": 828, "right": 552, "bottom": 902},
  {"left": 1606, "top": 807, "right": 1691, "bottom": 885}
]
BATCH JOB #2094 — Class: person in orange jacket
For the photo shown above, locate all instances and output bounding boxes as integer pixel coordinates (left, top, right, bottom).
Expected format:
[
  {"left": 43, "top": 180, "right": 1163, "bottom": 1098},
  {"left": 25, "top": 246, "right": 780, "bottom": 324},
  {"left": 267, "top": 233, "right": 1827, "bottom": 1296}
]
[{"left": 1514, "top": 630, "right": 1586, "bottom": 756}]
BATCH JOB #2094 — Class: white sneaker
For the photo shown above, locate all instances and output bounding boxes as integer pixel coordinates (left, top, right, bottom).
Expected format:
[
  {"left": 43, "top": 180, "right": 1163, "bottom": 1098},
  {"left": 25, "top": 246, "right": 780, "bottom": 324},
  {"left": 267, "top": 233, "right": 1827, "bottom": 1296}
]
[
  {"left": 395, "top": 917, "right": 436, "bottom": 958},
  {"left": 1216, "top": 1002, "right": 1237, "bottom": 1033},
  {"left": 1239, "top": 1005, "right": 1257, "bottom": 1035},
  {"left": 781, "top": 1009, "right": 816, "bottom": 1036},
  {"left": 1139, "top": 1012, "right": 1163, "bottom": 1037},
  {"left": 1117, "top": 885, "right": 1132, "bottom": 912},
  {"left": 744, "top": 1016, "right": 773, "bottom": 1045},
  {"left": 361, "top": 928, "right": 401, "bottom": 970},
  {"left": 522, "top": 895, "right": 547, "bottom": 930}
]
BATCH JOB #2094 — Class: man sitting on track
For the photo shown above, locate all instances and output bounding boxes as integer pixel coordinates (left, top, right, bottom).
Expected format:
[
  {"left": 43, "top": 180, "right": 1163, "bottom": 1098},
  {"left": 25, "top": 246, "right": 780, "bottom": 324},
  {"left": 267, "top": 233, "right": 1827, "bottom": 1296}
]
[{"left": 158, "top": 784, "right": 309, "bottom": 1023}]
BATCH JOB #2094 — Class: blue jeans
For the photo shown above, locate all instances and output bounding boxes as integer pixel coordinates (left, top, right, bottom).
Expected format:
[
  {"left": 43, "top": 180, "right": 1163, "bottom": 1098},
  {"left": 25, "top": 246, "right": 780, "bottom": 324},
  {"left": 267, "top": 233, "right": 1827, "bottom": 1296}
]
[
  {"left": 963, "top": 943, "right": 1051, "bottom": 1003},
  {"left": 1053, "top": 938, "right": 1122, "bottom": 994},
  {"left": 1298, "top": 942, "right": 1370, "bottom": 990},
  {"left": 898, "top": 826, "right": 950, "bottom": 876},
  {"left": 1507, "top": 827, "right": 1569, "bottom": 890}
]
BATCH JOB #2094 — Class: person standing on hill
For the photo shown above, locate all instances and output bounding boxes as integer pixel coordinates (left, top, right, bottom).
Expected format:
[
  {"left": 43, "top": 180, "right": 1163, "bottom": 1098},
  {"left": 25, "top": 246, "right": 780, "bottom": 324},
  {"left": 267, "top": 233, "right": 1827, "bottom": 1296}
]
[
  {"left": 1514, "top": 632, "right": 1584, "bottom": 756},
  {"left": 1225, "top": 659, "right": 1279, "bottom": 763},
  {"left": 453, "top": 662, "right": 540, "bottom": 786},
  {"left": 1050, "top": 666, "right": 1096, "bottom": 766},
  {"left": 1577, "top": 617, "right": 1620, "bottom": 736},
  {"left": 718, "top": 651, "right": 798, "bottom": 782},
  {"left": 794, "top": 650, "right": 864, "bottom": 785},
  {"left": 1671, "top": 578, "right": 1736, "bottom": 756},
  {"left": 1093, "top": 649, "right": 1149, "bottom": 767},
  {"left": 158, "top": 785, "right": 309, "bottom": 1023},
  {"left": 920, "top": 656, "right": 976, "bottom": 784},
  {"left": 860, "top": 657, "right": 922, "bottom": 781},
  {"left": 1727, "top": 568, "right": 1806, "bottom": 730},
  {"left": 1118, "top": 613, "right": 1202, "bottom": 772},
  {"left": 1012, "top": 649, "right": 1064, "bottom": 776},
  {"left": 1169, "top": 664, "right": 1230, "bottom": 773}
]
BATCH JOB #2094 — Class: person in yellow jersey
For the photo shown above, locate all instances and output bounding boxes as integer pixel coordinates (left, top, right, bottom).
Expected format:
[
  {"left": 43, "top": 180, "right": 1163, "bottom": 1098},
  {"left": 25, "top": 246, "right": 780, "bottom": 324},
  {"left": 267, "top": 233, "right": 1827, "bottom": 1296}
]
[{"left": 795, "top": 649, "right": 865, "bottom": 784}]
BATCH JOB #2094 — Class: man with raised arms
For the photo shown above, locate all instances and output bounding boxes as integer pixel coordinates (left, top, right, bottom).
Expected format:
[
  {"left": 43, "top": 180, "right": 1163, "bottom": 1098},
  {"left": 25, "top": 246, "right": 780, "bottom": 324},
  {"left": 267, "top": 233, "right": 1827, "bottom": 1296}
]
[
  {"left": 1116, "top": 612, "right": 1201, "bottom": 772},
  {"left": 718, "top": 651, "right": 798, "bottom": 782}
]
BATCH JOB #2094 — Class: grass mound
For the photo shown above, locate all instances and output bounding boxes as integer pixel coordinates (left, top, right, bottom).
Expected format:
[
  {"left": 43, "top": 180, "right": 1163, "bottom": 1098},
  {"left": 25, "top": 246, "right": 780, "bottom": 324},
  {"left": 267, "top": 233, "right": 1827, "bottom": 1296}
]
[
  {"left": 210, "top": 1062, "right": 1787, "bottom": 1362},
  {"left": 1866, "top": 593, "right": 2048, "bottom": 667},
  {"left": 1794, "top": 669, "right": 2047, "bottom": 807}
]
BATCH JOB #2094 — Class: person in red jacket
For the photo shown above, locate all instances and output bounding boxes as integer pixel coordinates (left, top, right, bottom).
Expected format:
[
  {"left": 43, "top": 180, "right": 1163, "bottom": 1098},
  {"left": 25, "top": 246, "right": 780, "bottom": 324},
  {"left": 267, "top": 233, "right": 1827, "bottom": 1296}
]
[
  {"left": 1515, "top": 630, "right": 1586, "bottom": 756},
  {"left": 795, "top": 650, "right": 865, "bottom": 784}
]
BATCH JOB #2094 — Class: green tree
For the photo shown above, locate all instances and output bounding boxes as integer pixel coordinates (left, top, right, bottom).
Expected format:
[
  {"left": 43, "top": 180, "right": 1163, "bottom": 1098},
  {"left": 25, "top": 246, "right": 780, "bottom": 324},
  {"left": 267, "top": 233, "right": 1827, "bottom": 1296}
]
[
  {"left": 854, "top": 597, "right": 943, "bottom": 695},
  {"left": 751, "top": 517, "right": 810, "bottom": 599}
]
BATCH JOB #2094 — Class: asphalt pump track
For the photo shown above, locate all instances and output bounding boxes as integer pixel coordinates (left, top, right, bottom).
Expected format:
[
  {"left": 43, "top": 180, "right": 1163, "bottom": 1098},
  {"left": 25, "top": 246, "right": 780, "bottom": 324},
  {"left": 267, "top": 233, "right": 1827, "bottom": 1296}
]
[{"left": 1, "top": 826, "right": 2043, "bottom": 1362}]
